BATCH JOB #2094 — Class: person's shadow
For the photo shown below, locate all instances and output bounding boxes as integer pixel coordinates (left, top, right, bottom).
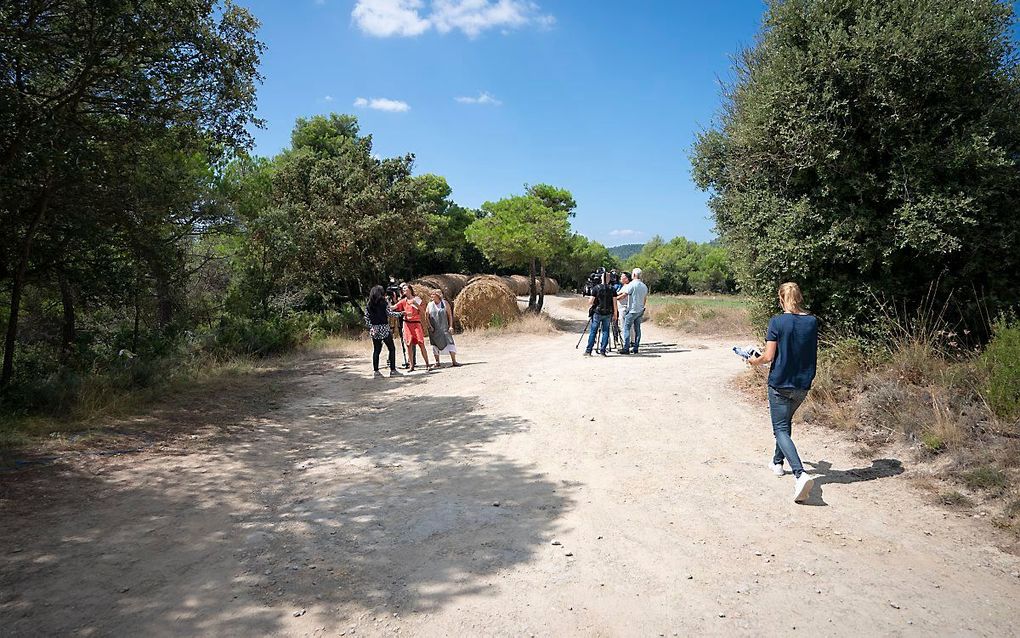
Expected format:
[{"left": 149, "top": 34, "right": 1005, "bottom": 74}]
[{"left": 798, "top": 458, "right": 905, "bottom": 506}]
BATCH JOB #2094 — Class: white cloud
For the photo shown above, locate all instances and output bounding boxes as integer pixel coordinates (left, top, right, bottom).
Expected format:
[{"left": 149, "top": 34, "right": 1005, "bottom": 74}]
[
  {"left": 454, "top": 91, "right": 502, "bottom": 106},
  {"left": 609, "top": 229, "right": 644, "bottom": 238},
  {"left": 352, "top": 0, "right": 552, "bottom": 38},
  {"left": 354, "top": 96, "right": 411, "bottom": 112},
  {"left": 352, "top": 0, "right": 430, "bottom": 37},
  {"left": 323, "top": 95, "right": 334, "bottom": 102}
]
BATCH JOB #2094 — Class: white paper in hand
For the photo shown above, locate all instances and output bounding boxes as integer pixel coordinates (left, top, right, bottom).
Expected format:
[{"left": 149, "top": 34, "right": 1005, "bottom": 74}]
[{"left": 732, "top": 344, "right": 762, "bottom": 360}]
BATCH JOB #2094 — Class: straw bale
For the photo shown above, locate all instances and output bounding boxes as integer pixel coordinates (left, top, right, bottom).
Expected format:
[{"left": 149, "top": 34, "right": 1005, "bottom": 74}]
[{"left": 455, "top": 277, "right": 521, "bottom": 329}]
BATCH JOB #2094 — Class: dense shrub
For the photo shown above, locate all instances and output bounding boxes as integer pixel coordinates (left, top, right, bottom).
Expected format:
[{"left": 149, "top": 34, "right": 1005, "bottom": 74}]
[
  {"left": 982, "top": 316, "right": 1020, "bottom": 423},
  {"left": 213, "top": 315, "right": 308, "bottom": 356},
  {"left": 692, "top": 0, "right": 1020, "bottom": 332}
]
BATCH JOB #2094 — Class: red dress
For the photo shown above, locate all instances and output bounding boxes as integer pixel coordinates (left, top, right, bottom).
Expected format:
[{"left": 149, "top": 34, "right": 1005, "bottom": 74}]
[{"left": 393, "top": 297, "right": 426, "bottom": 345}]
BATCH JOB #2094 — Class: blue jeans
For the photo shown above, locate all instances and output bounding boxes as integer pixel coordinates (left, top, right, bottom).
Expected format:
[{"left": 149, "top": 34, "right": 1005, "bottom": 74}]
[
  {"left": 586, "top": 312, "right": 611, "bottom": 353},
  {"left": 622, "top": 311, "right": 643, "bottom": 352},
  {"left": 768, "top": 386, "right": 809, "bottom": 476}
]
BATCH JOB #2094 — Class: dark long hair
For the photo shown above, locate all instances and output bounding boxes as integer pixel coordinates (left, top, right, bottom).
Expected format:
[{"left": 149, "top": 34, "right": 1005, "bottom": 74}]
[{"left": 368, "top": 285, "right": 386, "bottom": 309}]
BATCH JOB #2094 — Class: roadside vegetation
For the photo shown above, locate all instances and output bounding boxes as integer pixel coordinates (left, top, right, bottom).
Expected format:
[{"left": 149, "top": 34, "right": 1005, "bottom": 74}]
[
  {"left": 697, "top": 0, "right": 1020, "bottom": 536},
  {"left": 0, "top": 2, "right": 619, "bottom": 445}
]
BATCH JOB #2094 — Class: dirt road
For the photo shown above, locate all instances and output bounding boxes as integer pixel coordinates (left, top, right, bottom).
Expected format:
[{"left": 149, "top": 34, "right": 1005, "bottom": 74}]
[{"left": 2, "top": 296, "right": 1018, "bottom": 636}]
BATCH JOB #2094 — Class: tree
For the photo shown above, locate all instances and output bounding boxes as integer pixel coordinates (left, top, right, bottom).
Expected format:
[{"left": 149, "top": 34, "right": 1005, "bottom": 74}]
[
  {"left": 244, "top": 114, "right": 426, "bottom": 316},
  {"left": 466, "top": 194, "right": 570, "bottom": 312},
  {"left": 0, "top": 0, "right": 263, "bottom": 388},
  {"left": 526, "top": 184, "right": 577, "bottom": 310},
  {"left": 691, "top": 0, "right": 1020, "bottom": 331},
  {"left": 410, "top": 174, "right": 487, "bottom": 276},
  {"left": 551, "top": 234, "right": 618, "bottom": 291}
]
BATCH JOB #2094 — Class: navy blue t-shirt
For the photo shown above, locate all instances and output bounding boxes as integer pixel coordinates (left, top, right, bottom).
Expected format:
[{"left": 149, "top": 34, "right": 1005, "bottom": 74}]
[{"left": 766, "top": 313, "right": 818, "bottom": 390}]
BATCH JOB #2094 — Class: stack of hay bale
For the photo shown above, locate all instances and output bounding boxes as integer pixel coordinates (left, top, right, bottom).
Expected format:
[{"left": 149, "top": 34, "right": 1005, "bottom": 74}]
[
  {"left": 494, "top": 274, "right": 559, "bottom": 296},
  {"left": 411, "top": 274, "right": 469, "bottom": 301},
  {"left": 455, "top": 276, "right": 520, "bottom": 329}
]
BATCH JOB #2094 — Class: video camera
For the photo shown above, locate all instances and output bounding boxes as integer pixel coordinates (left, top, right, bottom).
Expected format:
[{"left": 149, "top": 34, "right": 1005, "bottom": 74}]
[
  {"left": 583, "top": 267, "right": 607, "bottom": 297},
  {"left": 385, "top": 278, "right": 402, "bottom": 304}
]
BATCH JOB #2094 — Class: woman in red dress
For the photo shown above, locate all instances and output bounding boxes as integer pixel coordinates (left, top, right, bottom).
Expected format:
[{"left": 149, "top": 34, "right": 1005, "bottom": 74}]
[{"left": 392, "top": 283, "right": 433, "bottom": 372}]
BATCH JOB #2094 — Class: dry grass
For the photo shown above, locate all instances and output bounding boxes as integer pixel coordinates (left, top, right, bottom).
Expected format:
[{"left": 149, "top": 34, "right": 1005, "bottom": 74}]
[
  {"left": 647, "top": 298, "right": 751, "bottom": 337},
  {"left": 779, "top": 320, "right": 1020, "bottom": 538}
]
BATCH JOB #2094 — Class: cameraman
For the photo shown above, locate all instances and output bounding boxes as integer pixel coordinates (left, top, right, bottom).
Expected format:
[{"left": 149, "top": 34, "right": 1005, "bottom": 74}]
[{"left": 584, "top": 271, "right": 617, "bottom": 356}]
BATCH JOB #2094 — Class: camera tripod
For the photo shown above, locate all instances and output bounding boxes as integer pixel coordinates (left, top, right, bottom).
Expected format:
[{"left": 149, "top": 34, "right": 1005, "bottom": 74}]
[{"left": 574, "top": 313, "right": 621, "bottom": 352}]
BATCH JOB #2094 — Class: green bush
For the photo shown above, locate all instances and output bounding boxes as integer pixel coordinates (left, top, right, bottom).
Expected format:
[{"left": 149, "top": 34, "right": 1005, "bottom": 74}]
[
  {"left": 305, "top": 309, "right": 362, "bottom": 337},
  {"left": 213, "top": 315, "right": 307, "bottom": 357},
  {"left": 691, "top": 0, "right": 1020, "bottom": 333},
  {"left": 961, "top": 466, "right": 1008, "bottom": 491},
  {"left": 981, "top": 315, "right": 1020, "bottom": 423}
]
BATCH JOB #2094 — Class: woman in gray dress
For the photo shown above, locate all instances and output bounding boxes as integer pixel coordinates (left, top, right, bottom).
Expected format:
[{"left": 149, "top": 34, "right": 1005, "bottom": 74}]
[{"left": 426, "top": 289, "right": 460, "bottom": 368}]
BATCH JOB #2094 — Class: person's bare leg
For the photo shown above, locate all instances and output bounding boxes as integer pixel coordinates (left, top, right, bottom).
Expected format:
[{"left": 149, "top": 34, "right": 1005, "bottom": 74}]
[
  {"left": 434, "top": 351, "right": 442, "bottom": 368},
  {"left": 419, "top": 344, "right": 432, "bottom": 369},
  {"left": 408, "top": 346, "right": 417, "bottom": 371},
  {"left": 450, "top": 352, "right": 459, "bottom": 366}
]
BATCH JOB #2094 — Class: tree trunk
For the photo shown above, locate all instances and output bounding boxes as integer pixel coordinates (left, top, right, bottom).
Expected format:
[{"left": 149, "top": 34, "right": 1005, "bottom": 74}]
[
  {"left": 59, "top": 274, "right": 76, "bottom": 364},
  {"left": 528, "top": 258, "right": 538, "bottom": 311},
  {"left": 156, "top": 275, "right": 174, "bottom": 329},
  {"left": 537, "top": 260, "right": 547, "bottom": 313},
  {"left": 1, "top": 188, "right": 51, "bottom": 388},
  {"left": 132, "top": 290, "right": 141, "bottom": 353},
  {"left": 346, "top": 280, "right": 364, "bottom": 319}
]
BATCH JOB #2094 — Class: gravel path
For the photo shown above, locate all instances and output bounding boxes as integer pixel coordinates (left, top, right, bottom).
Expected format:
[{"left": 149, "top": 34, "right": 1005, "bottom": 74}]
[{"left": 2, "top": 295, "right": 1018, "bottom": 636}]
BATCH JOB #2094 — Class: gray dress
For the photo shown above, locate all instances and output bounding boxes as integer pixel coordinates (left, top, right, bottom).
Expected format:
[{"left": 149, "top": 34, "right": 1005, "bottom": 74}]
[{"left": 427, "top": 301, "right": 457, "bottom": 354}]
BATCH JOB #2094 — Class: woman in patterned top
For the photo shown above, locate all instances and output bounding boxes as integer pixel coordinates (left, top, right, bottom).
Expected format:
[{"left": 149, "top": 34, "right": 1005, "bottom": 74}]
[{"left": 366, "top": 285, "right": 400, "bottom": 376}]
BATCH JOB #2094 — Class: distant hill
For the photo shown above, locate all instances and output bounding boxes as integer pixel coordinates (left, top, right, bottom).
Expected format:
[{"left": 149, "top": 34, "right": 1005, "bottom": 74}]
[{"left": 608, "top": 243, "right": 644, "bottom": 262}]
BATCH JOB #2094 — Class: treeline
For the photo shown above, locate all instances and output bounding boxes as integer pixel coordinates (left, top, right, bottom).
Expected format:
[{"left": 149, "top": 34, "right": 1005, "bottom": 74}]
[
  {"left": 691, "top": 0, "right": 1020, "bottom": 333},
  {"left": 0, "top": 1, "right": 616, "bottom": 415},
  {"left": 624, "top": 236, "right": 736, "bottom": 294}
]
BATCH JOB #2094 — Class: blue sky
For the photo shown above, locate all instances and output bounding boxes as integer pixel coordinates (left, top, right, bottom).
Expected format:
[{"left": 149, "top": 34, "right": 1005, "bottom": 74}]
[{"left": 243, "top": 1, "right": 768, "bottom": 245}]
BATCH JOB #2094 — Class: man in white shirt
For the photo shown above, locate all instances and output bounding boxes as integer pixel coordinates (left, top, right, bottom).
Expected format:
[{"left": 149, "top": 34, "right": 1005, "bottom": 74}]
[{"left": 616, "top": 268, "right": 648, "bottom": 354}]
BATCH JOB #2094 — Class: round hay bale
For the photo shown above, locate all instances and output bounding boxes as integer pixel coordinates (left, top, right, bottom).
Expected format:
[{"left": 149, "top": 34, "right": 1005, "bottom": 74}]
[
  {"left": 413, "top": 274, "right": 471, "bottom": 299},
  {"left": 455, "top": 277, "right": 520, "bottom": 329},
  {"left": 542, "top": 277, "right": 560, "bottom": 294},
  {"left": 507, "top": 275, "right": 532, "bottom": 296},
  {"left": 408, "top": 281, "right": 439, "bottom": 304}
]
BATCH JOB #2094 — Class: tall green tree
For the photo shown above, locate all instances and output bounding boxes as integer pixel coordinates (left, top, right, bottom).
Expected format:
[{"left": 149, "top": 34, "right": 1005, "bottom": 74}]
[
  {"left": 0, "top": 0, "right": 263, "bottom": 387},
  {"left": 410, "top": 174, "right": 487, "bottom": 275},
  {"left": 525, "top": 184, "right": 577, "bottom": 309},
  {"left": 551, "top": 234, "right": 618, "bottom": 291},
  {"left": 466, "top": 194, "right": 570, "bottom": 312},
  {"left": 691, "top": 0, "right": 1020, "bottom": 331},
  {"left": 243, "top": 114, "right": 426, "bottom": 316}
]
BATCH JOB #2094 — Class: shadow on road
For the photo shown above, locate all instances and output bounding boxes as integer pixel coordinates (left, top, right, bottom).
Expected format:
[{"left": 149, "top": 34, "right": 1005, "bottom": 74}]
[
  {"left": 798, "top": 458, "right": 905, "bottom": 506},
  {"left": 0, "top": 354, "right": 574, "bottom": 636}
]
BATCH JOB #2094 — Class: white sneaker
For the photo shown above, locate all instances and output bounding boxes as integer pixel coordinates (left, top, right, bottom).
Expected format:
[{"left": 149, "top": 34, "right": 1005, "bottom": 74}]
[
  {"left": 793, "top": 473, "right": 815, "bottom": 502},
  {"left": 769, "top": 462, "right": 785, "bottom": 477}
]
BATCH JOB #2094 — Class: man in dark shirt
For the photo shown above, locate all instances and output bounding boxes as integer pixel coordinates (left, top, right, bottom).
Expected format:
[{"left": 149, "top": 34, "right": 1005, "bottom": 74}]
[{"left": 585, "top": 272, "right": 618, "bottom": 356}]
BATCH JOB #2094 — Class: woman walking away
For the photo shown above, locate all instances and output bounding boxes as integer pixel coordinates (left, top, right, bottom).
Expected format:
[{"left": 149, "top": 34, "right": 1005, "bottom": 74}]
[
  {"left": 366, "top": 285, "right": 399, "bottom": 377},
  {"left": 747, "top": 282, "right": 819, "bottom": 502},
  {"left": 393, "top": 283, "right": 432, "bottom": 372},
  {"left": 427, "top": 290, "right": 460, "bottom": 368}
]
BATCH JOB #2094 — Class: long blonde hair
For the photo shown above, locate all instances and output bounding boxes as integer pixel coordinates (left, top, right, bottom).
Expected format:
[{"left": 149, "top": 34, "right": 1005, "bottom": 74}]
[{"left": 778, "top": 282, "right": 805, "bottom": 314}]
